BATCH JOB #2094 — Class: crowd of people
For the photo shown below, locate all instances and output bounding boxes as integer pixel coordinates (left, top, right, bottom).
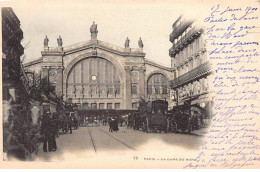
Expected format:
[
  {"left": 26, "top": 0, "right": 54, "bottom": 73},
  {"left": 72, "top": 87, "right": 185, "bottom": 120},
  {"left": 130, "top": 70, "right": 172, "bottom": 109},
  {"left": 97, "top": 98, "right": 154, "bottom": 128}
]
[
  {"left": 79, "top": 115, "right": 127, "bottom": 128},
  {"left": 40, "top": 113, "right": 129, "bottom": 152}
]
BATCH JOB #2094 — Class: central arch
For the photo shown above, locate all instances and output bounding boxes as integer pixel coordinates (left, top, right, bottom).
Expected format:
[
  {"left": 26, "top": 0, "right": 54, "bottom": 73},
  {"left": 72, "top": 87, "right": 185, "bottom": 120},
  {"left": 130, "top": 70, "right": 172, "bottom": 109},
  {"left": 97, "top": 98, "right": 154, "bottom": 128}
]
[{"left": 63, "top": 53, "right": 125, "bottom": 108}]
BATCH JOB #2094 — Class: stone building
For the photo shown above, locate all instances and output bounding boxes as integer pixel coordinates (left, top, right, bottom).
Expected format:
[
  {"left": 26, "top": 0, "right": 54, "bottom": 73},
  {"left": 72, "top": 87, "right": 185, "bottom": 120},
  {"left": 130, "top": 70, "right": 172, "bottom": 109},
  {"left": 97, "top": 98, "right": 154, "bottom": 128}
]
[
  {"left": 2, "top": 7, "right": 30, "bottom": 111},
  {"left": 169, "top": 16, "right": 213, "bottom": 118},
  {"left": 24, "top": 23, "right": 173, "bottom": 110}
]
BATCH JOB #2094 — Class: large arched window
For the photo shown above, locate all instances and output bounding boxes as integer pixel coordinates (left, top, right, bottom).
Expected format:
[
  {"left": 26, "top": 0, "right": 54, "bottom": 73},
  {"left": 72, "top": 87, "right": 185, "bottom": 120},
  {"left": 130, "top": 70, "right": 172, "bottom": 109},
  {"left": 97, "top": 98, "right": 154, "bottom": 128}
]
[
  {"left": 67, "top": 57, "right": 120, "bottom": 99},
  {"left": 147, "top": 73, "right": 168, "bottom": 95}
]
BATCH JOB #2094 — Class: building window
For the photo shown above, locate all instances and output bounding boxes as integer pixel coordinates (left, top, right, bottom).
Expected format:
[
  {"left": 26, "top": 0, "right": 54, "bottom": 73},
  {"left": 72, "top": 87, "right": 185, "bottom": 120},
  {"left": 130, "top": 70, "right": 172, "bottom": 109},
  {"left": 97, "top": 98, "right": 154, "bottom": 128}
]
[
  {"left": 131, "top": 84, "right": 137, "bottom": 94},
  {"left": 82, "top": 103, "right": 88, "bottom": 109},
  {"left": 162, "top": 85, "right": 167, "bottom": 94},
  {"left": 115, "top": 103, "right": 120, "bottom": 110},
  {"left": 147, "top": 73, "right": 168, "bottom": 95},
  {"left": 108, "top": 88, "right": 113, "bottom": 95},
  {"left": 155, "top": 85, "right": 160, "bottom": 94},
  {"left": 66, "top": 57, "right": 120, "bottom": 99},
  {"left": 107, "top": 103, "right": 112, "bottom": 109},
  {"left": 132, "top": 103, "right": 138, "bottom": 110},
  {"left": 99, "top": 103, "right": 104, "bottom": 109},
  {"left": 148, "top": 85, "right": 152, "bottom": 94},
  {"left": 115, "top": 84, "right": 120, "bottom": 95},
  {"left": 91, "top": 103, "right": 97, "bottom": 109}
]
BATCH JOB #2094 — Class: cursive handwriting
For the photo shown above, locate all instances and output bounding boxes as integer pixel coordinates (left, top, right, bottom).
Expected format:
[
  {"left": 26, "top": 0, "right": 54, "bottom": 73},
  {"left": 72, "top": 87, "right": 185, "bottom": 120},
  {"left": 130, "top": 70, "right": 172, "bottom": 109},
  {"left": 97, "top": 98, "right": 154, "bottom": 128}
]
[{"left": 185, "top": 4, "right": 260, "bottom": 169}]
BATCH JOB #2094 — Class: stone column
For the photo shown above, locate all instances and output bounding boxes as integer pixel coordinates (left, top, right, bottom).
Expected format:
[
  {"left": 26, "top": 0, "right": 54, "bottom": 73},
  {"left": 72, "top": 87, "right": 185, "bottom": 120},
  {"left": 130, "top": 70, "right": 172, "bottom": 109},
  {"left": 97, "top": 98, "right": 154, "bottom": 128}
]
[
  {"left": 124, "top": 66, "right": 132, "bottom": 109},
  {"left": 138, "top": 67, "right": 145, "bottom": 99},
  {"left": 56, "top": 67, "right": 63, "bottom": 97}
]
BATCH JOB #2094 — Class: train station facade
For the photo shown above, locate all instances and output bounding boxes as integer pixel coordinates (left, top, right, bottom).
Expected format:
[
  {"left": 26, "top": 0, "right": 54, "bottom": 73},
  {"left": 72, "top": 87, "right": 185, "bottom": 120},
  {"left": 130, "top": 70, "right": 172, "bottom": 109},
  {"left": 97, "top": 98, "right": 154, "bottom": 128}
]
[{"left": 24, "top": 25, "right": 173, "bottom": 110}]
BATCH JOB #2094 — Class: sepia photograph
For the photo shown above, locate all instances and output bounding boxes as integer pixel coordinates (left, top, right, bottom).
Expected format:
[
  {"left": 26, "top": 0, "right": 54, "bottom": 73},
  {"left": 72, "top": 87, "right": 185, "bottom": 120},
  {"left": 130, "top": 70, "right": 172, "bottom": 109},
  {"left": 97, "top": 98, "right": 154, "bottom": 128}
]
[{"left": 1, "top": 0, "right": 260, "bottom": 169}]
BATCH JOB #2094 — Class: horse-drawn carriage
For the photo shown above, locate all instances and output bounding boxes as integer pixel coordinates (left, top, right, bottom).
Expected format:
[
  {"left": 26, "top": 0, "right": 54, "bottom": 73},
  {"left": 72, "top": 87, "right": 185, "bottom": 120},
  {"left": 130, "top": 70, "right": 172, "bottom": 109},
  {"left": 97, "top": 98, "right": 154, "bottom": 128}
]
[
  {"left": 135, "top": 100, "right": 169, "bottom": 133},
  {"left": 168, "top": 103, "right": 205, "bottom": 134},
  {"left": 132, "top": 99, "right": 206, "bottom": 134},
  {"left": 168, "top": 106, "right": 192, "bottom": 134}
]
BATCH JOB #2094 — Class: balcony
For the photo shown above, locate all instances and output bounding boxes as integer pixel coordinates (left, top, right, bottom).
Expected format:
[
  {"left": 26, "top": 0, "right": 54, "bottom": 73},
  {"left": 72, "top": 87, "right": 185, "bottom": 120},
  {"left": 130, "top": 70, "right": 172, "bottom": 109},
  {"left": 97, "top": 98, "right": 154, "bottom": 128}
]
[
  {"left": 169, "top": 27, "right": 203, "bottom": 57},
  {"left": 170, "top": 61, "right": 212, "bottom": 88},
  {"left": 170, "top": 21, "right": 193, "bottom": 42}
]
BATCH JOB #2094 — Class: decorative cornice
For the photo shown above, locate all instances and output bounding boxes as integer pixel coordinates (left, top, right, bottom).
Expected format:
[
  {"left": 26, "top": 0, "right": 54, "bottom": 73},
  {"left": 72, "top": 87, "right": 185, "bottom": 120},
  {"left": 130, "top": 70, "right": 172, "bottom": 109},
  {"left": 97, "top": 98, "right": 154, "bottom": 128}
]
[{"left": 57, "top": 40, "right": 146, "bottom": 58}]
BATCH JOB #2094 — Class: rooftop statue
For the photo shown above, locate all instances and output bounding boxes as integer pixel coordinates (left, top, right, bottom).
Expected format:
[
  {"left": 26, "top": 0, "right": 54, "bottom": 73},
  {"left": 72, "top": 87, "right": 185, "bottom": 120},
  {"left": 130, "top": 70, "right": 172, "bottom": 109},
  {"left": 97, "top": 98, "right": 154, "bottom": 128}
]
[
  {"left": 57, "top": 35, "right": 63, "bottom": 47},
  {"left": 125, "top": 37, "right": 130, "bottom": 48},
  {"left": 90, "top": 21, "right": 98, "bottom": 39},
  {"left": 44, "top": 36, "right": 49, "bottom": 47},
  {"left": 138, "top": 37, "right": 144, "bottom": 48}
]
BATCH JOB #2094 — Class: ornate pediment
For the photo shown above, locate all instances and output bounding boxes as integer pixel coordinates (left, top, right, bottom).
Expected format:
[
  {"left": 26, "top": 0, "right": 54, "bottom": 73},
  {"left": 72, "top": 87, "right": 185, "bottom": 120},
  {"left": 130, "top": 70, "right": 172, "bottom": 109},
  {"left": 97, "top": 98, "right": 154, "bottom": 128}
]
[{"left": 61, "top": 40, "right": 146, "bottom": 58}]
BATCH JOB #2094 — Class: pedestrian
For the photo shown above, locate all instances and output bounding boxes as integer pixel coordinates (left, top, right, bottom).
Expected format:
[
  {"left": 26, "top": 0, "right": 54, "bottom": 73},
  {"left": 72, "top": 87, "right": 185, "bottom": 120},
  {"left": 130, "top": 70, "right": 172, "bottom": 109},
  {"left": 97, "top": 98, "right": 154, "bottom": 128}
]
[
  {"left": 68, "top": 115, "right": 73, "bottom": 134},
  {"left": 108, "top": 117, "right": 113, "bottom": 132},
  {"left": 49, "top": 114, "right": 57, "bottom": 151},
  {"left": 41, "top": 111, "right": 52, "bottom": 152},
  {"left": 52, "top": 112, "right": 59, "bottom": 138}
]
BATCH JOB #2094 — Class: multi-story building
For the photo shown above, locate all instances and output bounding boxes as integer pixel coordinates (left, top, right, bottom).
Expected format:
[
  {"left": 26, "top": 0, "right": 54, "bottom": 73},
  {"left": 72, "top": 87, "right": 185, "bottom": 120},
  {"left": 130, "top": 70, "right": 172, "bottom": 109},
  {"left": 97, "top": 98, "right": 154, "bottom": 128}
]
[
  {"left": 2, "top": 7, "right": 30, "bottom": 111},
  {"left": 169, "top": 16, "right": 213, "bottom": 118}
]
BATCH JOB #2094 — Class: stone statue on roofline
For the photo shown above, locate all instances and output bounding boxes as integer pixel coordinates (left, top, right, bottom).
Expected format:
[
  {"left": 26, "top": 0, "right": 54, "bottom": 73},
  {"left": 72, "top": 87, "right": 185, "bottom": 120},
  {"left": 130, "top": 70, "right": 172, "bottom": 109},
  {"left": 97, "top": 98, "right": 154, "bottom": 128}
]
[
  {"left": 125, "top": 37, "right": 130, "bottom": 48},
  {"left": 90, "top": 21, "right": 98, "bottom": 39},
  {"left": 138, "top": 37, "right": 143, "bottom": 48},
  {"left": 44, "top": 36, "right": 49, "bottom": 47},
  {"left": 57, "top": 35, "right": 63, "bottom": 47}
]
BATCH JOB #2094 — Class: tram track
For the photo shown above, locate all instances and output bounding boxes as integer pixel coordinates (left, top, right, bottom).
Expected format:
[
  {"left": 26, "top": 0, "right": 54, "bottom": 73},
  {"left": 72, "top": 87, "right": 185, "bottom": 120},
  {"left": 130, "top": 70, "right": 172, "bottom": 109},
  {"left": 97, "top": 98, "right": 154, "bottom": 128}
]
[
  {"left": 87, "top": 126, "right": 97, "bottom": 152},
  {"left": 98, "top": 128, "right": 136, "bottom": 151},
  {"left": 87, "top": 126, "right": 136, "bottom": 152}
]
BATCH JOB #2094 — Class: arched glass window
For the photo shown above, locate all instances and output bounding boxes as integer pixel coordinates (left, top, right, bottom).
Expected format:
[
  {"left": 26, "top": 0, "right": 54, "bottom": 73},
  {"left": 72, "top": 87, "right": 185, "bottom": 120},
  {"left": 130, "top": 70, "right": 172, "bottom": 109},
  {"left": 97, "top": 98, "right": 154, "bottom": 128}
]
[
  {"left": 67, "top": 57, "right": 120, "bottom": 99},
  {"left": 147, "top": 73, "right": 168, "bottom": 95},
  {"left": 131, "top": 84, "right": 137, "bottom": 94}
]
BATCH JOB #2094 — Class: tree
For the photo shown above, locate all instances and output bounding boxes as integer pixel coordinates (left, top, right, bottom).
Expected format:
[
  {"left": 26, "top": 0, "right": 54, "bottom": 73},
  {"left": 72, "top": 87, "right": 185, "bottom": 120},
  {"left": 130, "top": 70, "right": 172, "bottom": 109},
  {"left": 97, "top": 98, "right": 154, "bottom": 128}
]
[{"left": 29, "top": 74, "right": 56, "bottom": 101}]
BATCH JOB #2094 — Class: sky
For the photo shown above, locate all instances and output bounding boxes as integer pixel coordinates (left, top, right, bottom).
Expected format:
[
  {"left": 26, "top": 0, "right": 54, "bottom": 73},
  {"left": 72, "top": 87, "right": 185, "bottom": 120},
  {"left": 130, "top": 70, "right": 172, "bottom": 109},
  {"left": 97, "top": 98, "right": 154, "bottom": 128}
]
[{"left": 2, "top": 0, "right": 209, "bottom": 67}]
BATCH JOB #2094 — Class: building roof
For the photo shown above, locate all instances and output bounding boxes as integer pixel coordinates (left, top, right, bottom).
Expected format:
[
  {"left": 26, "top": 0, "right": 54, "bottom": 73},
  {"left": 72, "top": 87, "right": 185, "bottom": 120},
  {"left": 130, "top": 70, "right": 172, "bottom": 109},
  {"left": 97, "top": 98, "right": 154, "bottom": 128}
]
[
  {"left": 145, "top": 59, "right": 171, "bottom": 71},
  {"left": 23, "top": 58, "right": 43, "bottom": 67},
  {"left": 41, "top": 39, "right": 146, "bottom": 58}
]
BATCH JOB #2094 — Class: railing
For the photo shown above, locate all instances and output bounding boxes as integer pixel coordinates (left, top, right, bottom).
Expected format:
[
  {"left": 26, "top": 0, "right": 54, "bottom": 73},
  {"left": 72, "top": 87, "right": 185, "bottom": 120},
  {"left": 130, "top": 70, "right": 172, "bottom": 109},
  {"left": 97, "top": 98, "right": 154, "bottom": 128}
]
[
  {"left": 171, "top": 61, "right": 212, "bottom": 88},
  {"left": 170, "top": 21, "right": 192, "bottom": 42},
  {"left": 169, "top": 27, "right": 202, "bottom": 56}
]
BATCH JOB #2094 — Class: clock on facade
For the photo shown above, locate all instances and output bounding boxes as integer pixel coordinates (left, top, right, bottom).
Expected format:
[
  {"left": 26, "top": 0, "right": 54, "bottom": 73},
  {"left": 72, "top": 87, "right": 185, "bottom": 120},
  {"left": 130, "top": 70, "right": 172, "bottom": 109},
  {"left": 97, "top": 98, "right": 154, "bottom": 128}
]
[{"left": 91, "top": 75, "right": 97, "bottom": 81}]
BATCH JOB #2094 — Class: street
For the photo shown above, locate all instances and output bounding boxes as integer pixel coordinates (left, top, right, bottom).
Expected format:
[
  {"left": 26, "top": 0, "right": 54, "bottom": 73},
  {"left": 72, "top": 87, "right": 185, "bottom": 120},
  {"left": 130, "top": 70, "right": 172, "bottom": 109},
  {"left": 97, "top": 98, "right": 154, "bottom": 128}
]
[{"left": 37, "top": 125, "right": 207, "bottom": 161}]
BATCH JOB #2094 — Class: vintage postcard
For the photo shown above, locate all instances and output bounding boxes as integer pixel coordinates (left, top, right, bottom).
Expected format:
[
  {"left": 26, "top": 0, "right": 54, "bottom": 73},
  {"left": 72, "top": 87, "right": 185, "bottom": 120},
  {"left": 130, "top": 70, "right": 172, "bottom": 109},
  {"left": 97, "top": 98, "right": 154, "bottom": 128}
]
[{"left": 0, "top": 0, "right": 260, "bottom": 169}]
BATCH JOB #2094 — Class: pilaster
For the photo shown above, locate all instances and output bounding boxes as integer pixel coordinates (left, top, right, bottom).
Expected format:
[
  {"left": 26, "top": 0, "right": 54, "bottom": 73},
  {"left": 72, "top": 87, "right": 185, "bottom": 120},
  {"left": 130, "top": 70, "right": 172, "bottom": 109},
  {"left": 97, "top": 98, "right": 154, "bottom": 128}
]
[{"left": 124, "top": 66, "right": 132, "bottom": 109}]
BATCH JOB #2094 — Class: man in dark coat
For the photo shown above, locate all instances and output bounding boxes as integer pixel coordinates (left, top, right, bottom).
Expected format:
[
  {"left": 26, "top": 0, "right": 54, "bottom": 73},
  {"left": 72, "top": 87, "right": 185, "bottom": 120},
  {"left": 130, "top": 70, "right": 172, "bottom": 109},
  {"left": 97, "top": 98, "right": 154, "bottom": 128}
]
[
  {"left": 49, "top": 114, "right": 57, "bottom": 151},
  {"left": 41, "top": 111, "right": 51, "bottom": 152},
  {"left": 68, "top": 115, "right": 73, "bottom": 134},
  {"left": 109, "top": 117, "right": 119, "bottom": 132}
]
